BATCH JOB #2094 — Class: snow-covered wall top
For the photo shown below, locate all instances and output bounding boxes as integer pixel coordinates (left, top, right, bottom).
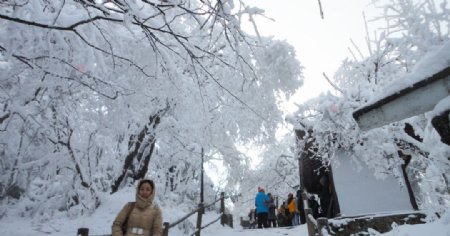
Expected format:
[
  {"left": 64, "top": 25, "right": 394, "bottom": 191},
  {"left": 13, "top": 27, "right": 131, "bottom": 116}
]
[
  {"left": 368, "top": 41, "right": 450, "bottom": 106},
  {"left": 353, "top": 41, "right": 450, "bottom": 130}
]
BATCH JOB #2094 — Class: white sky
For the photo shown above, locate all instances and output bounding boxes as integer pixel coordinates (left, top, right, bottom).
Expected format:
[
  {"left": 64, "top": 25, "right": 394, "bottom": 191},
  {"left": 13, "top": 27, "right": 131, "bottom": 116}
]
[{"left": 241, "top": 0, "right": 384, "bottom": 111}]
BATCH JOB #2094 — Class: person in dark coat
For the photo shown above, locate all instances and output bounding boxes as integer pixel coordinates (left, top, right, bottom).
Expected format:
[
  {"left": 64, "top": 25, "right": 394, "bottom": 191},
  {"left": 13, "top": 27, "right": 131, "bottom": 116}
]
[
  {"left": 296, "top": 190, "right": 306, "bottom": 224},
  {"left": 277, "top": 201, "right": 292, "bottom": 227},
  {"left": 267, "top": 193, "right": 277, "bottom": 227},
  {"left": 308, "top": 195, "right": 320, "bottom": 219},
  {"left": 276, "top": 202, "right": 287, "bottom": 227},
  {"left": 318, "top": 175, "right": 331, "bottom": 218}
]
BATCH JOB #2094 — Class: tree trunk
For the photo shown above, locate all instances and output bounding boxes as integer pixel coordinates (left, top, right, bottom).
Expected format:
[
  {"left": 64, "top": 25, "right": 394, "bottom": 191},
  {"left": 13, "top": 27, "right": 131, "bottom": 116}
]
[{"left": 111, "top": 108, "right": 166, "bottom": 193}]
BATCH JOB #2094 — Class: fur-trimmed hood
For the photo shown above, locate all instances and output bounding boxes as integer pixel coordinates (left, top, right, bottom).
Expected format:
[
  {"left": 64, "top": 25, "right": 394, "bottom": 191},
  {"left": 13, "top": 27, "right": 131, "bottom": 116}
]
[
  {"left": 112, "top": 179, "right": 163, "bottom": 236},
  {"left": 135, "top": 179, "right": 156, "bottom": 209}
]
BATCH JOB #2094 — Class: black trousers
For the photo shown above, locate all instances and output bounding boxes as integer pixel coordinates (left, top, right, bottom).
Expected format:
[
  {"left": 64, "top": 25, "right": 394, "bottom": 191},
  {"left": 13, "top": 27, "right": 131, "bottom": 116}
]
[
  {"left": 299, "top": 210, "right": 306, "bottom": 224},
  {"left": 319, "top": 196, "right": 331, "bottom": 217},
  {"left": 268, "top": 219, "right": 277, "bottom": 227},
  {"left": 257, "top": 212, "right": 268, "bottom": 228}
]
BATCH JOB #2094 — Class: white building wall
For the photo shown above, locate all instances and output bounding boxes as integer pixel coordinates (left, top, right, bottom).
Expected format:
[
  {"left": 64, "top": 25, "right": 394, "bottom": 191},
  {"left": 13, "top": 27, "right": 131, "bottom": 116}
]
[{"left": 332, "top": 150, "right": 414, "bottom": 216}]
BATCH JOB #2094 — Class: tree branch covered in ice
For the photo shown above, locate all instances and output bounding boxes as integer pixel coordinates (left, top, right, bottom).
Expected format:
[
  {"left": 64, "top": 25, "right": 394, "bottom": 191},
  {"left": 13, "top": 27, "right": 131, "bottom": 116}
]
[{"left": 0, "top": 0, "right": 303, "bottom": 220}]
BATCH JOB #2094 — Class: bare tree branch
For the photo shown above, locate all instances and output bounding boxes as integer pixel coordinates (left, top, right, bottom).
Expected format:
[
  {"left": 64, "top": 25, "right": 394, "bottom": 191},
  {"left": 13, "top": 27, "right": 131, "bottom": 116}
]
[
  {"left": 322, "top": 72, "right": 344, "bottom": 94},
  {"left": 317, "top": 0, "right": 324, "bottom": 19}
]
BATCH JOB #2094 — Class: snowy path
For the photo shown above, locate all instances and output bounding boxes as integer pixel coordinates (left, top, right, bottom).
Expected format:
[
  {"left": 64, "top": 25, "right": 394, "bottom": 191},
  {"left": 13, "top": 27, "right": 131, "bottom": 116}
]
[
  {"left": 0, "top": 187, "right": 448, "bottom": 236},
  {"left": 202, "top": 224, "right": 308, "bottom": 236},
  {"left": 1, "top": 211, "right": 449, "bottom": 236}
]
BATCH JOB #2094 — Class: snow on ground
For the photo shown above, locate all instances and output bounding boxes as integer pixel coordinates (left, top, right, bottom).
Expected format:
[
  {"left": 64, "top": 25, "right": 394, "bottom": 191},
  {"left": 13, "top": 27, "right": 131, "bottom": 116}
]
[
  {"left": 0, "top": 186, "right": 449, "bottom": 235},
  {"left": 202, "top": 222, "right": 308, "bottom": 236},
  {"left": 380, "top": 211, "right": 450, "bottom": 236}
]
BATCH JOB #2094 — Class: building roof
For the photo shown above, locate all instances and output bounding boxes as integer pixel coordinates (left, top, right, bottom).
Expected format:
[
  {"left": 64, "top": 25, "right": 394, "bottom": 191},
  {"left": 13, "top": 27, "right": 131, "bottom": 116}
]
[{"left": 353, "top": 65, "right": 450, "bottom": 131}]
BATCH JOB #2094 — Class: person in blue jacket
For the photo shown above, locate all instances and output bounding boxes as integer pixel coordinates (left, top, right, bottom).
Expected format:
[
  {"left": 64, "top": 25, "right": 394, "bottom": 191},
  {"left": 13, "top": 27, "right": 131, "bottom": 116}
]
[{"left": 255, "top": 186, "right": 270, "bottom": 228}]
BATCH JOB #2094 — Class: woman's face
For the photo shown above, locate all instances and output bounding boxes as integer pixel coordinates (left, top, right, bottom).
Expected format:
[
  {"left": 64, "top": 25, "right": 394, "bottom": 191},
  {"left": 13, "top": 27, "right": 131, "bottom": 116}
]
[{"left": 139, "top": 182, "right": 153, "bottom": 199}]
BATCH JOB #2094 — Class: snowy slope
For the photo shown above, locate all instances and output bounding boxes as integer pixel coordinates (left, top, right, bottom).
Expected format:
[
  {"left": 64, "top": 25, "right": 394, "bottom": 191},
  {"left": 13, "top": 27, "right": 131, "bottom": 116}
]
[{"left": 0, "top": 186, "right": 449, "bottom": 236}]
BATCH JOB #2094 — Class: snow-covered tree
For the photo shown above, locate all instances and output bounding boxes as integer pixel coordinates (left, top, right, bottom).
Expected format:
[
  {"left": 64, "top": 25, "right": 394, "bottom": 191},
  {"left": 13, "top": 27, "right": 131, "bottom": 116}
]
[
  {"left": 288, "top": 0, "right": 449, "bottom": 210},
  {"left": 0, "top": 0, "right": 303, "bottom": 220}
]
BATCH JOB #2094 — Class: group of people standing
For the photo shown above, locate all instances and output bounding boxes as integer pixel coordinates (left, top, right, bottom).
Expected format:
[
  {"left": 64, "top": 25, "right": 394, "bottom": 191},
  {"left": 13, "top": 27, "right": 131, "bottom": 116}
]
[
  {"left": 249, "top": 187, "right": 278, "bottom": 228},
  {"left": 249, "top": 184, "right": 329, "bottom": 229}
]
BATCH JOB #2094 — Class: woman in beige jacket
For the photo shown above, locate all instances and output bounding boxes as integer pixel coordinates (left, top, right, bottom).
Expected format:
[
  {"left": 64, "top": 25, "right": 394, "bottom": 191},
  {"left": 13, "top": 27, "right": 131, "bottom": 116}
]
[{"left": 112, "top": 179, "right": 163, "bottom": 236}]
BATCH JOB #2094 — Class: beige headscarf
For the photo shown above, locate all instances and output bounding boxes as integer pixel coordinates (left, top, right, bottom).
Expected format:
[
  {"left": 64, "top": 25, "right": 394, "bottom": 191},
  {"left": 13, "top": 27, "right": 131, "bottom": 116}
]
[{"left": 135, "top": 179, "right": 156, "bottom": 209}]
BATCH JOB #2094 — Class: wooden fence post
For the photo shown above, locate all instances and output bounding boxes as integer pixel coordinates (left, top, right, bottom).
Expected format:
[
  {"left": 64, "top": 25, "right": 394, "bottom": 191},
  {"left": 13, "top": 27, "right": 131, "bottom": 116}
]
[
  {"left": 305, "top": 209, "right": 315, "bottom": 236},
  {"left": 162, "top": 222, "right": 170, "bottom": 236},
  {"left": 302, "top": 192, "right": 310, "bottom": 209},
  {"left": 195, "top": 203, "right": 204, "bottom": 236},
  {"left": 220, "top": 192, "right": 225, "bottom": 213},
  {"left": 317, "top": 217, "right": 329, "bottom": 236},
  {"left": 77, "top": 228, "right": 89, "bottom": 236},
  {"left": 227, "top": 214, "right": 233, "bottom": 228},
  {"left": 220, "top": 192, "right": 225, "bottom": 226}
]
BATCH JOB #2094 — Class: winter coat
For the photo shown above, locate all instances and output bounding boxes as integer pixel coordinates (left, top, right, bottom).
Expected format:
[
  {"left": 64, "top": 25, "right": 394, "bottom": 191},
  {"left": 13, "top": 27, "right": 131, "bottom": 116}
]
[
  {"left": 254, "top": 191, "right": 269, "bottom": 213},
  {"left": 287, "top": 197, "right": 296, "bottom": 215},
  {"left": 267, "top": 199, "right": 277, "bottom": 220},
  {"left": 296, "top": 191, "right": 304, "bottom": 212},
  {"left": 308, "top": 197, "right": 319, "bottom": 218},
  {"left": 112, "top": 180, "right": 163, "bottom": 236}
]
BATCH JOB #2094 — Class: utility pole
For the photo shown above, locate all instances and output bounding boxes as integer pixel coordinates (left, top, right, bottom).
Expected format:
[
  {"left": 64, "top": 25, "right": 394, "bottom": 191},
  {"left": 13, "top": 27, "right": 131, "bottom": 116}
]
[
  {"left": 296, "top": 129, "right": 306, "bottom": 192},
  {"left": 200, "top": 147, "right": 204, "bottom": 204}
]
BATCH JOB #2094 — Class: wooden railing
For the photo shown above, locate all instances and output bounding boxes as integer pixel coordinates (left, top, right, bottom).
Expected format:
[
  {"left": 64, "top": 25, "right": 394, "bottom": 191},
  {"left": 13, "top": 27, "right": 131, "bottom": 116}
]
[
  {"left": 305, "top": 208, "right": 329, "bottom": 236},
  {"left": 303, "top": 193, "right": 329, "bottom": 236},
  {"left": 77, "top": 192, "right": 231, "bottom": 236},
  {"left": 162, "top": 192, "right": 231, "bottom": 236}
]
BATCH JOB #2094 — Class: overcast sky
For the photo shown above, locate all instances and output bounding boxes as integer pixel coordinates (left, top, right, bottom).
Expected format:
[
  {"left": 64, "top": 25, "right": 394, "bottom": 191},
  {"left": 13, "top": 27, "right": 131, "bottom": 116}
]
[{"left": 241, "top": 0, "right": 384, "bottom": 111}]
